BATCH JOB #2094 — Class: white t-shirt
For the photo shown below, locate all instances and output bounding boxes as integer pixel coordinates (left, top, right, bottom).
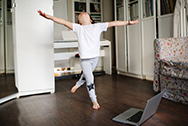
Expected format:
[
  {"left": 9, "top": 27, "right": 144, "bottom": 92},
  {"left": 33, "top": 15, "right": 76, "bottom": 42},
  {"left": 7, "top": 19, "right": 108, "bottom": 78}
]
[{"left": 72, "top": 22, "right": 109, "bottom": 59}]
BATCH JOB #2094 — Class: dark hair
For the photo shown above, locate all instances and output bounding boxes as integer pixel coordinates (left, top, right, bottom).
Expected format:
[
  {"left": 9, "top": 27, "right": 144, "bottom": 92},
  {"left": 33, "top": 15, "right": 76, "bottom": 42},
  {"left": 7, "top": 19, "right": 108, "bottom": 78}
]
[{"left": 78, "top": 12, "right": 96, "bottom": 24}]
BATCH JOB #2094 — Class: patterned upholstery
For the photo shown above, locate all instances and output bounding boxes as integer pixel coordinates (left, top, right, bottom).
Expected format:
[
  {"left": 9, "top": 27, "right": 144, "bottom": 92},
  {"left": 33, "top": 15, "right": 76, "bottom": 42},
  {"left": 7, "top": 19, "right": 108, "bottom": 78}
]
[{"left": 153, "top": 37, "right": 188, "bottom": 104}]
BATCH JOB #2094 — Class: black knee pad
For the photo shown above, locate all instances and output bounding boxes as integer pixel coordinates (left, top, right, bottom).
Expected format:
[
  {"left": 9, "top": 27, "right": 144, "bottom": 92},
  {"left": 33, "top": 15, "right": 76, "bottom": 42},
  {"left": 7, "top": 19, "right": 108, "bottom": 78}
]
[{"left": 87, "top": 83, "right": 94, "bottom": 91}]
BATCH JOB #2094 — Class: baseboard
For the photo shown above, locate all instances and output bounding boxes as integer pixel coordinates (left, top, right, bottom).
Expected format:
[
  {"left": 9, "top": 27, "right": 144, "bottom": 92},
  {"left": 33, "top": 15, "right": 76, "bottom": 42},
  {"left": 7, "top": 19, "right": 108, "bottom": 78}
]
[
  {"left": 146, "top": 76, "right": 154, "bottom": 81},
  {"left": 6, "top": 70, "right": 14, "bottom": 73},
  {"left": 117, "top": 71, "right": 144, "bottom": 79},
  {"left": 0, "top": 70, "right": 5, "bottom": 74},
  {"left": 0, "top": 70, "right": 14, "bottom": 74},
  {"left": 18, "top": 88, "right": 55, "bottom": 98},
  {"left": 0, "top": 93, "right": 18, "bottom": 104},
  {"left": 117, "top": 71, "right": 154, "bottom": 81}
]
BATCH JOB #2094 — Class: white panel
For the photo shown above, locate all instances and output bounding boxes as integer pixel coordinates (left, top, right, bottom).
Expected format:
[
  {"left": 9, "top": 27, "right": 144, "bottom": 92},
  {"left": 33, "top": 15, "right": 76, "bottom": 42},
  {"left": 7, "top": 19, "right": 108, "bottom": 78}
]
[
  {"left": 183, "top": 8, "right": 186, "bottom": 37},
  {"left": 142, "top": 18, "right": 155, "bottom": 77},
  {"left": 54, "top": 42, "right": 78, "bottom": 48},
  {"left": 128, "top": 24, "right": 141, "bottom": 75},
  {"left": 54, "top": 52, "right": 78, "bottom": 61},
  {"left": 159, "top": 14, "right": 174, "bottom": 38},
  {"left": 0, "top": 0, "right": 3, "bottom": 73},
  {"left": 116, "top": 26, "right": 126, "bottom": 72},
  {"left": 54, "top": 50, "right": 105, "bottom": 61},
  {"left": 54, "top": 40, "right": 110, "bottom": 48},
  {"left": 103, "top": 44, "right": 112, "bottom": 75},
  {"left": 6, "top": 26, "right": 14, "bottom": 72},
  {"left": 12, "top": 0, "right": 54, "bottom": 93},
  {"left": 0, "top": 25, "right": 4, "bottom": 73},
  {"left": 54, "top": 0, "right": 68, "bottom": 40}
]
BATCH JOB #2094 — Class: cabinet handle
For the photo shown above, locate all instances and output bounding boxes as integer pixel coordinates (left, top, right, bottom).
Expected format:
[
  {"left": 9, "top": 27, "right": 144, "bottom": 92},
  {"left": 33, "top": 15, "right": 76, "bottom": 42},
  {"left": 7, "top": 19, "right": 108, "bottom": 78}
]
[{"left": 12, "top": 3, "right": 16, "bottom": 8}]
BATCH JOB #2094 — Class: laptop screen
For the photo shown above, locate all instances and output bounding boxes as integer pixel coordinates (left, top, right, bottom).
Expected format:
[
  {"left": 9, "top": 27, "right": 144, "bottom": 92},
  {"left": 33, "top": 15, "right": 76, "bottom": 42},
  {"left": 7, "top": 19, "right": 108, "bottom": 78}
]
[{"left": 139, "top": 91, "right": 164, "bottom": 125}]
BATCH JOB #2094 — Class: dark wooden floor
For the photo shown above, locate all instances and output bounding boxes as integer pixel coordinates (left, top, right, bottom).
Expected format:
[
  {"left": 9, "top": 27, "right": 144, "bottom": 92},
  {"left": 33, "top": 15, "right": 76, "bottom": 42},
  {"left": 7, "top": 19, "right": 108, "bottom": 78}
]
[
  {"left": 0, "top": 74, "right": 17, "bottom": 99},
  {"left": 0, "top": 74, "right": 188, "bottom": 126}
]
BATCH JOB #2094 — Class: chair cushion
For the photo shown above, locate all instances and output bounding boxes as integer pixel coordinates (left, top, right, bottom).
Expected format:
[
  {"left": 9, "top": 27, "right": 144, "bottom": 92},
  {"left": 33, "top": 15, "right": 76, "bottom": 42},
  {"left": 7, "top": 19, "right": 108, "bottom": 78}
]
[{"left": 160, "top": 54, "right": 188, "bottom": 79}]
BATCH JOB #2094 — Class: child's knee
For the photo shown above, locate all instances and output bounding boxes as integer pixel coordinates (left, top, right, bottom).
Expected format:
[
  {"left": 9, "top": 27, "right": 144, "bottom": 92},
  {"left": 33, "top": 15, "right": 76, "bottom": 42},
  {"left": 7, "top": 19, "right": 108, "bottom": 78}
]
[{"left": 87, "top": 83, "right": 95, "bottom": 91}]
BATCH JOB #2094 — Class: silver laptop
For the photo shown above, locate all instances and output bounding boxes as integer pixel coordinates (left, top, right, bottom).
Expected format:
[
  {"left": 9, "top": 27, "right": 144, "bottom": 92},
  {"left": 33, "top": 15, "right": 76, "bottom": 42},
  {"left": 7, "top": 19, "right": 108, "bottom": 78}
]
[{"left": 112, "top": 91, "right": 164, "bottom": 126}]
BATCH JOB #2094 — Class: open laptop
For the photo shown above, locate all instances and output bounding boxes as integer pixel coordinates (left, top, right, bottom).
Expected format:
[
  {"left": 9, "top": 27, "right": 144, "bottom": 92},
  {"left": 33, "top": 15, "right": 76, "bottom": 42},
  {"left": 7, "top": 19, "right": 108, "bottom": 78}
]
[{"left": 112, "top": 91, "right": 164, "bottom": 126}]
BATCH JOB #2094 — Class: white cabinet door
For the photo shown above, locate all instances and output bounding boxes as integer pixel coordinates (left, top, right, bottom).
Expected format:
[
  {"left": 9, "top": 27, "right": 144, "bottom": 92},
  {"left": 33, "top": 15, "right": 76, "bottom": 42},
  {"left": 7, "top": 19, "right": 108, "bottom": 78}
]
[
  {"left": 141, "top": 0, "right": 156, "bottom": 79},
  {"left": 127, "top": 0, "right": 142, "bottom": 75},
  {"left": 0, "top": 0, "right": 14, "bottom": 74},
  {"left": 5, "top": 0, "right": 14, "bottom": 73},
  {"left": 115, "top": 26, "right": 127, "bottom": 72},
  {"left": 0, "top": 24, "right": 4, "bottom": 73},
  {"left": 12, "top": 0, "right": 54, "bottom": 94},
  {"left": 158, "top": 14, "right": 174, "bottom": 38},
  {"left": 54, "top": 0, "right": 68, "bottom": 40},
  {"left": 115, "top": 0, "right": 127, "bottom": 72},
  {"left": 0, "top": 0, "right": 4, "bottom": 73},
  {"left": 157, "top": 0, "right": 174, "bottom": 38},
  {"left": 6, "top": 26, "right": 14, "bottom": 73},
  {"left": 142, "top": 18, "right": 155, "bottom": 77},
  {"left": 127, "top": 24, "right": 141, "bottom": 75}
]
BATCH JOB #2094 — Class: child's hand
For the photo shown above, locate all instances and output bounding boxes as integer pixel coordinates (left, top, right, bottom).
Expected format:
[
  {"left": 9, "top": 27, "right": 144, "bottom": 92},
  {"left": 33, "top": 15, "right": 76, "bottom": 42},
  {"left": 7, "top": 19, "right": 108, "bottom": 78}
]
[
  {"left": 37, "top": 10, "right": 51, "bottom": 19},
  {"left": 129, "top": 19, "right": 139, "bottom": 25}
]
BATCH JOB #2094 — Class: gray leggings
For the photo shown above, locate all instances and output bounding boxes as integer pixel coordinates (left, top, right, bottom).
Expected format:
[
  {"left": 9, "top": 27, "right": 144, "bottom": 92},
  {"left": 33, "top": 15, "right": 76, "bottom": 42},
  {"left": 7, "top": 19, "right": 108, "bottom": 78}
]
[{"left": 76, "top": 57, "right": 99, "bottom": 102}]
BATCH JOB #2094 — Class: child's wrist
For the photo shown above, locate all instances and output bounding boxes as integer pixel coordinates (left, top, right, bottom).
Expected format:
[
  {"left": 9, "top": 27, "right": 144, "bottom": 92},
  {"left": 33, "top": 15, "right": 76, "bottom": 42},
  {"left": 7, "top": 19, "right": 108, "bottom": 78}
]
[{"left": 128, "top": 20, "right": 130, "bottom": 25}]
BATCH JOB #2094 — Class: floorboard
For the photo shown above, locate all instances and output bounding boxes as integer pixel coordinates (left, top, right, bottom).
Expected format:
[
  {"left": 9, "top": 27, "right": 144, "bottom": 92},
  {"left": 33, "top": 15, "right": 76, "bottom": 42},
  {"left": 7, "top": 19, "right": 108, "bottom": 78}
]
[
  {"left": 0, "top": 74, "right": 188, "bottom": 126},
  {"left": 0, "top": 74, "right": 17, "bottom": 99}
]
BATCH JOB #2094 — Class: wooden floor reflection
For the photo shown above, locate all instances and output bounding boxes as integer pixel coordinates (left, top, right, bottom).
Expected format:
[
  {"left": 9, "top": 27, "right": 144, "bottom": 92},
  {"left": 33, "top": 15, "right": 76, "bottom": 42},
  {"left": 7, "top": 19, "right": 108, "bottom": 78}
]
[
  {"left": 0, "top": 74, "right": 188, "bottom": 126},
  {"left": 0, "top": 74, "right": 17, "bottom": 99}
]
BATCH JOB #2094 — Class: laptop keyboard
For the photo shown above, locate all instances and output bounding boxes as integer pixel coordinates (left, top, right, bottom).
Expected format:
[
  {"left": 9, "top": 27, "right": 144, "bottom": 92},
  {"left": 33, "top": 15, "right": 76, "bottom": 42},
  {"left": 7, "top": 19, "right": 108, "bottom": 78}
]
[{"left": 126, "top": 111, "right": 143, "bottom": 123}]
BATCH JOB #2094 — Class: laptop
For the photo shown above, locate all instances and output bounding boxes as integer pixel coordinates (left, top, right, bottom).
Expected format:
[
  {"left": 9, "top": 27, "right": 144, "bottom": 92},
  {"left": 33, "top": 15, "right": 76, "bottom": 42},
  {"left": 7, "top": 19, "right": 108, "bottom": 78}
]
[{"left": 112, "top": 91, "right": 164, "bottom": 126}]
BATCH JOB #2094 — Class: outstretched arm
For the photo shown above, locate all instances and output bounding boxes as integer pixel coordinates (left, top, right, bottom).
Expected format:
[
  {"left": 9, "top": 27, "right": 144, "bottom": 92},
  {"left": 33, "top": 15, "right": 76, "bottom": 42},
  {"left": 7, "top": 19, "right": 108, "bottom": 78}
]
[
  {"left": 37, "top": 10, "right": 73, "bottom": 30},
  {"left": 108, "top": 19, "right": 139, "bottom": 28}
]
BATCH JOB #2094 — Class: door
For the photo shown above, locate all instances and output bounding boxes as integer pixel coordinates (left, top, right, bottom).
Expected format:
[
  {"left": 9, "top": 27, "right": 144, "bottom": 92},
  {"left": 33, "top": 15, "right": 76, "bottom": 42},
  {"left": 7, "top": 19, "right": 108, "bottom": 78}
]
[
  {"left": 0, "top": 0, "right": 17, "bottom": 104},
  {"left": 0, "top": 0, "right": 4, "bottom": 73},
  {"left": 141, "top": 0, "right": 156, "bottom": 78},
  {"left": 127, "top": 0, "right": 142, "bottom": 75},
  {"left": 12, "top": 0, "right": 54, "bottom": 95},
  {"left": 115, "top": 0, "right": 128, "bottom": 72}
]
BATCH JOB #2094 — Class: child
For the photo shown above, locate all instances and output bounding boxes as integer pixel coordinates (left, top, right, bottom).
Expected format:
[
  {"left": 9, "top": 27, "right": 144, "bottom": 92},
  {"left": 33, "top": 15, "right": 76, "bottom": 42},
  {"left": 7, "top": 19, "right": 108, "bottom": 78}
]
[{"left": 37, "top": 10, "right": 139, "bottom": 110}]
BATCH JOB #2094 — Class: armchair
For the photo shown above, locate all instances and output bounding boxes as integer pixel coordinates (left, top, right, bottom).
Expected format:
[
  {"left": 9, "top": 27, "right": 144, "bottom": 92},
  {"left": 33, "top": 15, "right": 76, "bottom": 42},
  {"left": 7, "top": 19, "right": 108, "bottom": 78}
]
[{"left": 153, "top": 37, "right": 188, "bottom": 104}]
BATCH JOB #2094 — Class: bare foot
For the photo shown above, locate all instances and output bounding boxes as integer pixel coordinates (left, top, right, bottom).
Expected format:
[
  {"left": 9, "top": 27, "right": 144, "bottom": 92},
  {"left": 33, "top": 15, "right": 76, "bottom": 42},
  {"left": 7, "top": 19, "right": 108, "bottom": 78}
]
[
  {"left": 93, "top": 101, "right": 100, "bottom": 110},
  {"left": 71, "top": 82, "right": 79, "bottom": 93}
]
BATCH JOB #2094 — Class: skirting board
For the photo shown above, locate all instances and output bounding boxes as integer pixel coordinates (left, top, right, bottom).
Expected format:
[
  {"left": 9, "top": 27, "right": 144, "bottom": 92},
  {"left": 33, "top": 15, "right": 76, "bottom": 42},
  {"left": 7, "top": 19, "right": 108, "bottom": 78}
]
[
  {"left": 0, "top": 93, "right": 18, "bottom": 104},
  {"left": 146, "top": 76, "right": 154, "bottom": 81},
  {"left": 17, "top": 88, "right": 55, "bottom": 98},
  {"left": 6, "top": 70, "right": 15, "bottom": 73},
  {"left": 117, "top": 71, "right": 154, "bottom": 81},
  {"left": 0, "top": 89, "right": 55, "bottom": 104},
  {"left": 117, "top": 71, "right": 144, "bottom": 79},
  {"left": 0, "top": 70, "right": 14, "bottom": 74}
]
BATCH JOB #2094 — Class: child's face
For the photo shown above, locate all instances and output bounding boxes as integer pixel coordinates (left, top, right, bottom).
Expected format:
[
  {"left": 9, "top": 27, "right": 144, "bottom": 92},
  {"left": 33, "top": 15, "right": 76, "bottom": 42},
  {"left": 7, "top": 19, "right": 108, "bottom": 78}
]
[{"left": 78, "top": 12, "right": 92, "bottom": 25}]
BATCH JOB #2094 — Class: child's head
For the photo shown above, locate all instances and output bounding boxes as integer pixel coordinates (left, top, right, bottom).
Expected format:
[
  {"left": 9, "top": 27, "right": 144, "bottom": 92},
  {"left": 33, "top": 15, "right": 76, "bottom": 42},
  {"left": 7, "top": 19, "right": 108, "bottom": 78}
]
[{"left": 78, "top": 12, "right": 96, "bottom": 25}]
